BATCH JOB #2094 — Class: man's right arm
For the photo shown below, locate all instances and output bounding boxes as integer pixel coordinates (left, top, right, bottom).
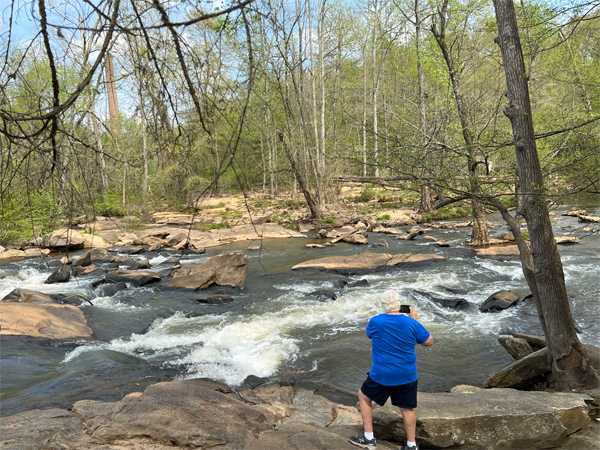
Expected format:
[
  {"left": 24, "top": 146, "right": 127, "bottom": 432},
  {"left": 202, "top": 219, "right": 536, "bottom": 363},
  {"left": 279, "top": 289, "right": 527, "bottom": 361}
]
[
  {"left": 409, "top": 307, "right": 433, "bottom": 347},
  {"left": 421, "top": 334, "right": 434, "bottom": 347}
]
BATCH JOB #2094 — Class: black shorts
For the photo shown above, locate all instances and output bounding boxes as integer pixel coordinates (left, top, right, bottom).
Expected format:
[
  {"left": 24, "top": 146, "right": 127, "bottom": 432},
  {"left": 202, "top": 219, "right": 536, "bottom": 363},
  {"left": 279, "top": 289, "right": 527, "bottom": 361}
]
[{"left": 360, "top": 375, "right": 418, "bottom": 408}]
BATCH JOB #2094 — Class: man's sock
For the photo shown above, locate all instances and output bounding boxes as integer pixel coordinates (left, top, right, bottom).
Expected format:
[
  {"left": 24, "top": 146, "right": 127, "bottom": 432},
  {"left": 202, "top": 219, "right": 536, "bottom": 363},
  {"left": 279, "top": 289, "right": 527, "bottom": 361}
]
[
  {"left": 364, "top": 432, "right": 374, "bottom": 440},
  {"left": 407, "top": 441, "right": 417, "bottom": 447}
]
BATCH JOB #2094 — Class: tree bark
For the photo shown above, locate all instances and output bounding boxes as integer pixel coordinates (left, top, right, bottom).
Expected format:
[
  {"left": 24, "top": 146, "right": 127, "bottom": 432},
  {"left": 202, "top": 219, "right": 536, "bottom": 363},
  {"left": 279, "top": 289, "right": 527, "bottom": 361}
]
[{"left": 493, "top": 0, "right": 598, "bottom": 391}]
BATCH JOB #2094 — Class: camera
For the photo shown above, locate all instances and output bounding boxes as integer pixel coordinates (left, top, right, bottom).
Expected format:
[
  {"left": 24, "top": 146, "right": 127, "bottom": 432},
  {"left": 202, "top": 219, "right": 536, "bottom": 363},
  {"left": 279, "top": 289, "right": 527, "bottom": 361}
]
[{"left": 399, "top": 305, "right": 411, "bottom": 314}]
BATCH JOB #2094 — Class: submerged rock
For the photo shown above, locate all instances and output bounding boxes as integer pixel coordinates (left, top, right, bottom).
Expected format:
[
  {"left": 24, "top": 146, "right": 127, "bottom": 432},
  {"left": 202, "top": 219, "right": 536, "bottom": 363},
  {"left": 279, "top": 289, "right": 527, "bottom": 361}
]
[
  {"left": 195, "top": 294, "right": 234, "bottom": 304},
  {"left": 371, "top": 239, "right": 389, "bottom": 248},
  {"left": 413, "top": 290, "right": 470, "bottom": 310},
  {"left": 479, "top": 290, "right": 519, "bottom": 313},
  {"left": 305, "top": 290, "right": 337, "bottom": 301}
]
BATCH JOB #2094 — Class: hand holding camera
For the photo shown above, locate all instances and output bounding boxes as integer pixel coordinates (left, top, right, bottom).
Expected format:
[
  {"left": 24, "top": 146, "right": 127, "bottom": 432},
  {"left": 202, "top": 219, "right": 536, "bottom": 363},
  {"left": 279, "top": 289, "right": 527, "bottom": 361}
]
[{"left": 400, "top": 305, "right": 420, "bottom": 321}]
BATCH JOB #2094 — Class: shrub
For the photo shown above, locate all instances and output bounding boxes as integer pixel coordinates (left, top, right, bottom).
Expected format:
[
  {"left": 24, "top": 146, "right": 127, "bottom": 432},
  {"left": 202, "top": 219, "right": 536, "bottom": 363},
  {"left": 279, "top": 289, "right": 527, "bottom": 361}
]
[{"left": 357, "top": 183, "right": 376, "bottom": 202}]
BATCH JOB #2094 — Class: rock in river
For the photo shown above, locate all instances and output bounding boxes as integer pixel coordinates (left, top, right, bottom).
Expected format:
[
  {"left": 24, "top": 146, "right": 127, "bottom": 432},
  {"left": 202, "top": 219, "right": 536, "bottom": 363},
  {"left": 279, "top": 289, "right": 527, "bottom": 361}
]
[
  {"left": 0, "top": 303, "right": 93, "bottom": 339},
  {"left": 105, "top": 270, "right": 162, "bottom": 287},
  {"left": 479, "top": 290, "right": 519, "bottom": 313},
  {"left": 292, "top": 250, "right": 444, "bottom": 274},
  {"left": 166, "top": 251, "right": 249, "bottom": 290}
]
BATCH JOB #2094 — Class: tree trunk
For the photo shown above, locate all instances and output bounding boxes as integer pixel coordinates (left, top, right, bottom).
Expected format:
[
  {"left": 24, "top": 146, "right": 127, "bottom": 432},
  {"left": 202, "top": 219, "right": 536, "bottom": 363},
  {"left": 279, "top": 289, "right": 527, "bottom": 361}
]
[
  {"left": 493, "top": 0, "right": 598, "bottom": 391},
  {"left": 416, "top": 0, "right": 432, "bottom": 214},
  {"left": 105, "top": 53, "right": 120, "bottom": 135},
  {"left": 431, "top": 1, "right": 489, "bottom": 245}
]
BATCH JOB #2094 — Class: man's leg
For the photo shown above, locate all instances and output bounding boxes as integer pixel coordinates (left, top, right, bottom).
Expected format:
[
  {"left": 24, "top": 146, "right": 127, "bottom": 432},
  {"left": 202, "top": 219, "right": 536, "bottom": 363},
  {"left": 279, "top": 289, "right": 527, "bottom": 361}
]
[
  {"left": 399, "top": 408, "right": 416, "bottom": 442},
  {"left": 358, "top": 389, "right": 374, "bottom": 433}
]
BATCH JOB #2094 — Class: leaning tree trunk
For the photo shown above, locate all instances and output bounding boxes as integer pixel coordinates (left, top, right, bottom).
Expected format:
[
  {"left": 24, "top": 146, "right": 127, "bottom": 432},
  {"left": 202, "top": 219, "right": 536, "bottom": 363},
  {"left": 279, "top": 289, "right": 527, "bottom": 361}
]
[
  {"left": 493, "top": 0, "right": 598, "bottom": 391},
  {"left": 431, "top": 1, "right": 489, "bottom": 245}
]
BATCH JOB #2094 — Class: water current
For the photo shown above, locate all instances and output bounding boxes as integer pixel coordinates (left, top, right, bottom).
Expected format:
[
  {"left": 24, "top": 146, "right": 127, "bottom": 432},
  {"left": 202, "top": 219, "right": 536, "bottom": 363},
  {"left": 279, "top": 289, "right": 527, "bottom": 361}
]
[{"left": 1, "top": 209, "right": 598, "bottom": 416}]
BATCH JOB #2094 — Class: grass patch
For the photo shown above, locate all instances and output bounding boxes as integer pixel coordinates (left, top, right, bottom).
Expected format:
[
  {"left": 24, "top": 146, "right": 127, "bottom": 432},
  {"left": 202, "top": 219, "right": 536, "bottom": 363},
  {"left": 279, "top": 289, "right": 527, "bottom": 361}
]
[
  {"left": 376, "top": 214, "right": 391, "bottom": 221},
  {"left": 216, "top": 211, "right": 243, "bottom": 219},
  {"left": 196, "top": 222, "right": 232, "bottom": 232}
]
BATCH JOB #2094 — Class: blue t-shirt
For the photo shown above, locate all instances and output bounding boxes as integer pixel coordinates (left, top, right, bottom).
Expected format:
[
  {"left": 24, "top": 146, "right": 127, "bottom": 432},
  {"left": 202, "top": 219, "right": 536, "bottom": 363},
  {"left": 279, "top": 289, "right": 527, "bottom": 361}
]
[{"left": 366, "top": 313, "right": 431, "bottom": 386}]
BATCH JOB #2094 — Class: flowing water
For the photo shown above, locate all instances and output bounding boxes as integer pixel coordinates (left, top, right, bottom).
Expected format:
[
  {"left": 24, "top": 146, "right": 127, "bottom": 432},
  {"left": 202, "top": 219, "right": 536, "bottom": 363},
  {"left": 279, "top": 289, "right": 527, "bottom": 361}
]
[{"left": 1, "top": 209, "right": 599, "bottom": 416}]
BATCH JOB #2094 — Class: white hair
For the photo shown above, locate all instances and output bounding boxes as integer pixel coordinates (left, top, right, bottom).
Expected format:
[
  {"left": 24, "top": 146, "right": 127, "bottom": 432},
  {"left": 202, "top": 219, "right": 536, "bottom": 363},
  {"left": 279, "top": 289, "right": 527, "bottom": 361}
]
[{"left": 381, "top": 290, "right": 402, "bottom": 312}]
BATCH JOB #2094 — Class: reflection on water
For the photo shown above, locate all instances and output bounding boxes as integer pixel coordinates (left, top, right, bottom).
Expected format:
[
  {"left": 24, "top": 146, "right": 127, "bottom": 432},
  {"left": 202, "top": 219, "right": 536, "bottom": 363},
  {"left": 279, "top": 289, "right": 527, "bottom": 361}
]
[{"left": 1, "top": 210, "right": 599, "bottom": 415}]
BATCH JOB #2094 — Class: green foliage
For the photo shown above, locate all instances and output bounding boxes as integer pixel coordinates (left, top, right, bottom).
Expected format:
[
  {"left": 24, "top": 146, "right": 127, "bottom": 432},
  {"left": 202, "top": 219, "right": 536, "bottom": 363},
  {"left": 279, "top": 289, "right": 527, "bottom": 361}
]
[
  {"left": 357, "top": 183, "right": 376, "bottom": 202},
  {"left": 0, "top": 191, "right": 62, "bottom": 246},
  {"left": 501, "top": 196, "right": 518, "bottom": 208},
  {"left": 280, "top": 198, "right": 304, "bottom": 210},
  {"left": 420, "top": 206, "right": 472, "bottom": 222},
  {"left": 376, "top": 214, "right": 391, "bottom": 221},
  {"left": 93, "top": 190, "right": 126, "bottom": 217},
  {"left": 321, "top": 216, "right": 335, "bottom": 224}
]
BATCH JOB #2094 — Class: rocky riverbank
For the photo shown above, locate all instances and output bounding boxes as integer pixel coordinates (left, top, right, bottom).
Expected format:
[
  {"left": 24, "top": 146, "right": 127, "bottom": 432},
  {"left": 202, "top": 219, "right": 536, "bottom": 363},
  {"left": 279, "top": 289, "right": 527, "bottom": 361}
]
[
  {"left": 1, "top": 376, "right": 598, "bottom": 450},
  {"left": 1, "top": 197, "right": 600, "bottom": 449}
]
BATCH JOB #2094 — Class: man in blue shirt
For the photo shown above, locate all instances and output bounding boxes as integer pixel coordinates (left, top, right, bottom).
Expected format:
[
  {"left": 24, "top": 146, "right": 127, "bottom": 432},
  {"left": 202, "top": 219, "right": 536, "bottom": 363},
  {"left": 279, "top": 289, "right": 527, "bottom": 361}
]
[{"left": 350, "top": 290, "right": 433, "bottom": 450}]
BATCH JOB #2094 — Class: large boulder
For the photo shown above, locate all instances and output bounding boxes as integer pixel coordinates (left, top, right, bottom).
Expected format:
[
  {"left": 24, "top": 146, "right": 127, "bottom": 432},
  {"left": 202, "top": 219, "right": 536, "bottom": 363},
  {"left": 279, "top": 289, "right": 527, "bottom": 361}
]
[
  {"left": 105, "top": 270, "right": 162, "bottom": 287},
  {"left": 483, "top": 348, "right": 550, "bottom": 388},
  {"left": 342, "top": 233, "right": 368, "bottom": 245},
  {"left": 479, "top": 290, "right": 519, "bottom": 312},
  {"left": 0, "top": 303, "right": 93, "bottom": 339},
  {"left": 82, "top": 234, "right": 110, "bottom": 249},
  {"left": 373, "top": 388, "right": 591, "bottom": 449},
  {"left": 46, "top": 228, "right": 85, "bottom": 250},
  {"left": 90, "top": 247, "right": 115, "bottom": 263},
  {"left": 166, "top": 251, "right": 249, "bottom": 290},
  {"left": 413, "top": 290, "right": 470, "bottom": 310},
  {"left": 291, "top": 250, "right": 444, "bottom": 275},
  {"left": 44, "top": 264, "right": 71, "bottom": 284},
  {"left": 72, "top": 379, "right": 272, "bottom": 448}
]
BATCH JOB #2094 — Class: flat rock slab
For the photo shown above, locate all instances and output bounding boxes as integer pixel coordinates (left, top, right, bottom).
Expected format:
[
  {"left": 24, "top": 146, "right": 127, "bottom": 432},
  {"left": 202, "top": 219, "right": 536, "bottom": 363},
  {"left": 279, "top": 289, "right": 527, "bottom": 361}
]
[
  {"left": 209, "top": 223, "right": 306, "bottom": 240},
  {"left": 374, "top": 388, "right": 591, "bottom": 449},
  {"left": 0, "top": 303, "right": 93, "bottom": 339},
  {"left": 474, "top": 244, "right": 520, "bottom": 259},
  {"left": 105, "top": 270, "right": 162, "bottom": 287},
  {"left": 292, "top": 250, "right": 444, "bottom": 274}
]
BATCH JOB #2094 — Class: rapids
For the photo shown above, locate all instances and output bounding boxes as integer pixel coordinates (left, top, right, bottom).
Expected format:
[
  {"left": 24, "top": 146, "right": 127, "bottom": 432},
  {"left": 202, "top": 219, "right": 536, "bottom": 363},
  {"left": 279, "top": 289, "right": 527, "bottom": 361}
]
[{"left": 1, "top": 209, "right": 598, "bottom": 416}]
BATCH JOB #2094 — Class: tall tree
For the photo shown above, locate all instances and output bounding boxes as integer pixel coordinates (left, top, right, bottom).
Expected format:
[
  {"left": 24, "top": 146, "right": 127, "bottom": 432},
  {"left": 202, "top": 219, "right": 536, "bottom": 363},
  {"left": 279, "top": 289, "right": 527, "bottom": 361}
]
[{"left": 492, "top": 0, "right": 599, "bottom": 391}]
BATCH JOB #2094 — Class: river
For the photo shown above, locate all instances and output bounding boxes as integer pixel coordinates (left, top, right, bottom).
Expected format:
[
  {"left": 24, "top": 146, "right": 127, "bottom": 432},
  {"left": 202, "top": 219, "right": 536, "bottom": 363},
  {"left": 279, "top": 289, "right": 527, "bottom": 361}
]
[{"left": 1, "top": 208, "right": 598, "bottom": 416}]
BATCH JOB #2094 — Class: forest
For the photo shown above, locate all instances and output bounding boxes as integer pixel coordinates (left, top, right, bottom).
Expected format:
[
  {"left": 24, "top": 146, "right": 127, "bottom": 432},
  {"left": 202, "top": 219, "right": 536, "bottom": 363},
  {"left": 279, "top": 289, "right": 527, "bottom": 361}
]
[{"left": 0, "top": 0, "right": 598, "bottom": 245}]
